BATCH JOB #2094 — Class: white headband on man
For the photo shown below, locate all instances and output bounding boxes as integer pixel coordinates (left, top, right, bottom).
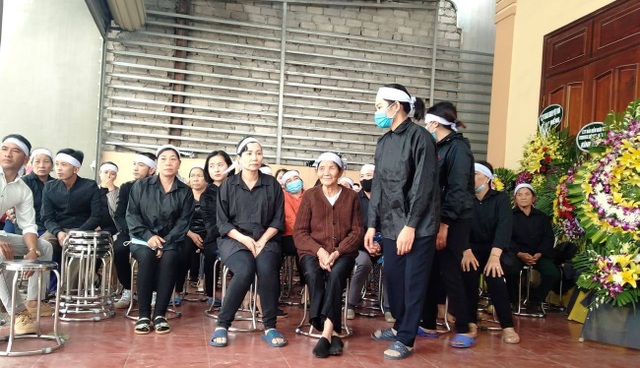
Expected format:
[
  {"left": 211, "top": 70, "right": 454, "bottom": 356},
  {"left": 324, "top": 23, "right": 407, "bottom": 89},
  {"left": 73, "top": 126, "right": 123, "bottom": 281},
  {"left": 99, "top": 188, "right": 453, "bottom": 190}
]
[
  {"left": 514, "top": 183, "right": 535, "bottom": 196},
  {"left": 316, "top": 152, "right": 343, "bottom": 169},
  {"left": 156, "top": 144, "right": 181, "bottom": 158},
  {"left": 281, "top": 170, "right": 300, "bottom": 184},
  {"left": 134, "top": 154, "right": 157, "bottom": 169},
  {"left": 3, "top": 137, "right": 30, "bottom": 156},
  {"left": 100, "top": 163, "right": 118, "bottom": 174},
  {"left": 474, "top": 163, "right": 494, "bottom": 180},
  {"left": 56, "top": 153, "right": 82, "bottom": 168},
  {"left": 339, "top": 177, "right": 355, "bottom": 187},
  {"left": 30, "top": 148, "right": 53, "bottom": 160},
  {"left": 237, "top": 137, "right": 261, "bottom": 155},
  {"left": 360, "top": 164, "right": 375, "bottom": 174},
  {"left": 425, "top": 113, "right": 458, "bottom": 132},
  {"left": 376, "top": 87, "right": 416, "bottom": 117}
]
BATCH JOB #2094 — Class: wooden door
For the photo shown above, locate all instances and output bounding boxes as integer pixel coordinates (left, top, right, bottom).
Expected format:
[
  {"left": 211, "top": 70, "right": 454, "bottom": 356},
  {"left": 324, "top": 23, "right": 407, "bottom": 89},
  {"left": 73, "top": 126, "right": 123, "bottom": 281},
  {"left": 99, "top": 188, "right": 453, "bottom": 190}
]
[{"left": 540, "top": 0, "right": 640, "bottom": 134}]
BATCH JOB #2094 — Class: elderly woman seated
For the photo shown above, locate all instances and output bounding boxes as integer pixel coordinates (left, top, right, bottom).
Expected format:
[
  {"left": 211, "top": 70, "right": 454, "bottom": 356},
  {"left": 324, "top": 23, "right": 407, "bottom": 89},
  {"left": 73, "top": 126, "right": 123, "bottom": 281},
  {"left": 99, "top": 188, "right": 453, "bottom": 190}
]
[{"left": 294, "top": 152, "right": 364, "bottom": 358}]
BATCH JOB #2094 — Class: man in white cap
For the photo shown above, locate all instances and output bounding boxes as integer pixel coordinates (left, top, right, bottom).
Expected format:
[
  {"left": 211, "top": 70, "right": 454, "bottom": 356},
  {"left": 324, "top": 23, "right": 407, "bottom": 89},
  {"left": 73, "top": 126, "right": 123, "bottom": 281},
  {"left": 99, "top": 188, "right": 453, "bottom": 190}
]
[
  {"left": 0, "top": 134, "right": 54, "bottom": 334},
  {"left": 40, "top": 148, "right": 103, "bottom": 289}
]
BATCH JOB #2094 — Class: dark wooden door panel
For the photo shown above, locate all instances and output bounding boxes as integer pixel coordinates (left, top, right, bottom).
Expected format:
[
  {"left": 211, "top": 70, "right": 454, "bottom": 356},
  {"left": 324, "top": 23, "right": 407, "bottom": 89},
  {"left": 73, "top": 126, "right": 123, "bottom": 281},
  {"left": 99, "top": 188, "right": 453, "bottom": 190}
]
[
  {"left": 541, "top": 0, "right": 640, "bottom": 135},
  {"left": 589, "top": 45, "right": 640, "bottom": 123},
  {"left": 543, "top": 68, "right": 585, "bottom": 134},
  {"left": 593, "top": 0, "right": 640, "bottom": 56}
]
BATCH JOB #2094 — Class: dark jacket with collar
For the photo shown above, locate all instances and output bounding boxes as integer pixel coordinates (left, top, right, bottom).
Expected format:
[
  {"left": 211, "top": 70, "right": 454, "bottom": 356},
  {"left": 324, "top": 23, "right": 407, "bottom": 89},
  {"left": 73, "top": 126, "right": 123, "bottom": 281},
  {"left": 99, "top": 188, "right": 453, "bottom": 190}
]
[
  {"left": 21, "top": 172, "right": 54, "bottom": 232},
  {"left": 367, "top": 118, "right": 440, "bottom": 240},
  {"left": 510, "top": 206, "right": 555, "bottom": 259},
  {"left": 201, "top": 183, "right": 220, "bottom": 245},
  {"left": 113, "top": 180, "right": 135, "bottom": 237},
  {"left": 41, "top": 176, "right": 103, "bottom": 236},
  {"left": 125, "top": 175, "right": 195, "bottom": 252},
  {"left": 217, "top": 172, "right": 284, "bottom": 262},
  {"left": 470, "top": 189, "right": 513, "bottom": 252},
  {"left": 436, "top": 132, "right": 475, "bottom": 224}
]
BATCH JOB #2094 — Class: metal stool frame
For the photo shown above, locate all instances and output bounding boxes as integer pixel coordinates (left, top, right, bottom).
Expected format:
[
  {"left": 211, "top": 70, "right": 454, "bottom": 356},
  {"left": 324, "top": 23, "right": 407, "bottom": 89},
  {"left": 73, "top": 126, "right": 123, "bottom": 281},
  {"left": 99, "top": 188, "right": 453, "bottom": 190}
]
[
  {"left": 204, "top": 258, "right": 261, "bottom": 332},
  {"left": 59, "top": 231, "right": 115, "bottom": 322},
  {"left": 0, "top": 260, "right": 65, "bottom": 356},
  {"left": 124, "top": 257, "right": 182, "bottom": 320}
]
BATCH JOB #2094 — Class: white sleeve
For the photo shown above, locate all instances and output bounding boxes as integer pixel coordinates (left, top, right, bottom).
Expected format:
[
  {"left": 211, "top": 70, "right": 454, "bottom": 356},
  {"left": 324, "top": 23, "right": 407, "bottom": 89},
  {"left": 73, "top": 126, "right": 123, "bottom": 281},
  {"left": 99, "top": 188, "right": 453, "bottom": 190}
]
[{"left": 14, "top": 184, "right": 38, "bottom": 235}]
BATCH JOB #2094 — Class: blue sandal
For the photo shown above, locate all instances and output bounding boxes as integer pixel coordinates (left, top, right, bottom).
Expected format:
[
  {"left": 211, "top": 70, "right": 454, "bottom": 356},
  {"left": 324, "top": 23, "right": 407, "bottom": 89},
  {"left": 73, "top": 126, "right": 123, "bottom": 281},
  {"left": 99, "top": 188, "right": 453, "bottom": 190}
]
[
  {"left": 262, "top": 329, "right": 287, "bottom": 347},
  {"left": 209, "top": 328, "right": 228, "bottom": 347},
  {"left": 371, "top": 328, "right": 396, "bottom": 341},
  {"left": 417, "top": 327, "right": 439, "bottom": 338},
  {"left": 450, "top": 333, "right": 476, "bottom": 348},
  {"left": 383, "top": 341, "right": 413, "bottom": 360}
]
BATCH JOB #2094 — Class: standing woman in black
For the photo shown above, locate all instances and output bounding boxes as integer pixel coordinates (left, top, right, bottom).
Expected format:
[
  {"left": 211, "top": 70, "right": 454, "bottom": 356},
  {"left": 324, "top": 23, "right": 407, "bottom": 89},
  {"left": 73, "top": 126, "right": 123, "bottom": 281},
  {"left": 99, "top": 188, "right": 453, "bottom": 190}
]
[
  {"left": 461, "top": 161, "right": 520, "bottom": 344},
  {"left": 200, "top": 150, "right": 234, "bottom": 305},
  {"left": 419, "top": 102, "right": 477, "bottom": 347},
  {"left": 126, "top": 145, "right": 195, "bottom": 335},
  {"left": 209, "top": 137, "right": 286, "bottom": 348},
  {"left": 365, "top": 84, "right": 439, "bottom": 360}
]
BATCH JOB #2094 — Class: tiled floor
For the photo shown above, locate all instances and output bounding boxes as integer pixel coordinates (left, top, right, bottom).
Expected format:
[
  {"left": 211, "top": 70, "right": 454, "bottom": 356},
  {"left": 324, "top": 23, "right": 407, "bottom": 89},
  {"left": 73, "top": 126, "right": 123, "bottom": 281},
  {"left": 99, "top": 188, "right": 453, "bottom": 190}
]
[{"left": 0, "top": 296, "right": 636, "bottom": 367}]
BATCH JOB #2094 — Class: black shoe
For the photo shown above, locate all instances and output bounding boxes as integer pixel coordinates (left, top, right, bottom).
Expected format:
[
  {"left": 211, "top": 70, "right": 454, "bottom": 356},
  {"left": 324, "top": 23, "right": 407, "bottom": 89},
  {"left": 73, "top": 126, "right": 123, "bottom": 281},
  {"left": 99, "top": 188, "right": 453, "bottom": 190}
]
[
  {"left": 329, "top": 336, "right": 344, "bottom": 356},
  {"left": 528, "top": 303, "right": 546, "bottom": 316},
  {"left": 313, "top": 337, "right": 330, "bottom": 358}
]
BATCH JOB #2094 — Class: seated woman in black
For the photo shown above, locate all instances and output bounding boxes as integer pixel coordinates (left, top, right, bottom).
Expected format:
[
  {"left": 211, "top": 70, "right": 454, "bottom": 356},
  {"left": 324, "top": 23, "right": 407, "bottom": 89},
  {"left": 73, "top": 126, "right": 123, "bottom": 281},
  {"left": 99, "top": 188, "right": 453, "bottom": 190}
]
[
  {"left": 200, "top": 150, "right": 234, "bottom": 306},
  {"left": 209, "top": 137, "right": 285, "bottom": 348},
  {"left": 461, "top": 161, "right": 520, "bottom": 344},
  {"left": 506, "top": 183, "right": 560, "bottom": 315},
  {"left": 126, "top": 145, "right": 194, "bottom": 335},
  {"left": 294, "top": 152, "right": 363, "bottom": 358},
  {"left": 174, "top": 165, "right": 207, "bottom": 302}
]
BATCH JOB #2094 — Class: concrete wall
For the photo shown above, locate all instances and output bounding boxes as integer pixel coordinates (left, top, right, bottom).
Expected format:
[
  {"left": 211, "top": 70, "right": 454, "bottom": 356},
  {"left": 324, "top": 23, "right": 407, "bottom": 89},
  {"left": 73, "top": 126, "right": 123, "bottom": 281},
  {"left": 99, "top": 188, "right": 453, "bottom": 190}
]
[
  {"left": 0, "top": 0, "right": 102, "bottom": 178},
  {"left": 103, "top": 0, "right": 474, "bottom": 168},
  {"left": 488, "top": 0, "right": 615, "bottom": 169}
]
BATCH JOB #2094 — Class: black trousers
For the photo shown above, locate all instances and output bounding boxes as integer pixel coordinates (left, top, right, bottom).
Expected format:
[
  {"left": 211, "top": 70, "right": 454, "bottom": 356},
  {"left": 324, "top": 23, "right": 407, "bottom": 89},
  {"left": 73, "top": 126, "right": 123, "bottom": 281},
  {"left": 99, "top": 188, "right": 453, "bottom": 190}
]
[
  {"left": 113, "top": 234, "right": 132, "bottom": 290},
  {"left": 203, "top": 239, "right": 218, "bottom": 298},
  {"left": 506, "top": 257, "right": 561, "bottom": 304},
  {"left": 300, "top": 254, "right": 355, "bottom": 333},
  {"left": 132, "top": 247, "right": 179, "bottom": 319},
  {"left": 383, "top": 235, "right": 436, "bottom": 347},
  {"left": 421, "top": 219, "right": 472, "bottom": 333},
  {"left": 216, "top": 249, "right": 282, "bottom": 330},
  {"left": 176, "top": 235, "right": 203, "bottom": 293},
  {"left": 461, "top": 249, "right": 514, "bottom": 329},
  {"left": 281, "top": 236, "right": 302, "bottom": 285}
]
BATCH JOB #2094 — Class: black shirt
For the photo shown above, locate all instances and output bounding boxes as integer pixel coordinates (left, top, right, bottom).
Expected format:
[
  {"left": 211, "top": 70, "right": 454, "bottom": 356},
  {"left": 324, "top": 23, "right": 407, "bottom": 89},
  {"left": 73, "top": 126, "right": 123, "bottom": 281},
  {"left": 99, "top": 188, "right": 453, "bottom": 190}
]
[
  {"left": 511, "top": 207, "right": 555, "bottom": 258},
  {"left": 126, "top": 175, "right": 195, "bottom": 252},
  {"left": 201, "top": 183, "right": 220, "bottom": 245},
  {"left": 469, "top": 189, "right": 513, "bottom": 252},
  {"left": 437, "top": 132, "right": 475, "bottom": 224},
  {"left": 217, "top": 172, "right": 284, "bottom": 262},
  {"left": 41, "top": 176, "right": 103, "bottom": 236},
  {"left": 368, "top": 118, "right": 440, "bottom": 240},
  {"left": 114, "top": 180, "right": 135, "bottom": 237},
  {"left": 190, "top": 198, "right": 206, "bottom": 236},
  {"left": 21, "top": 172, "right": 54, "bottom": 232}
]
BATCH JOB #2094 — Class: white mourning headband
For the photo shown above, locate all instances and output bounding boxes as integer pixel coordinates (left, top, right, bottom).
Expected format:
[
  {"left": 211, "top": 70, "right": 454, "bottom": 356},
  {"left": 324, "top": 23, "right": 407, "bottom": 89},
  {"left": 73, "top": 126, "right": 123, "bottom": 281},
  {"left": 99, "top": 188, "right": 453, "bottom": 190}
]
[
  {"left": 56, "top": 153, "right": 81, "bottom": 168},
  {"left": 134, "top": 154, "right": 157, "bottom": 169},
  {"left": 424, "top": 113, "right": 458, "bottom": 132}
]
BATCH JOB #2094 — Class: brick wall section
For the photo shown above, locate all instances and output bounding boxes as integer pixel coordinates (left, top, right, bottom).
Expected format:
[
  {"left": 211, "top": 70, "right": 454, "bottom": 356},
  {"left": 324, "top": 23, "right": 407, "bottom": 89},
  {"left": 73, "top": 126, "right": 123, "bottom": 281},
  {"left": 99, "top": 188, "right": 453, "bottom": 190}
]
[{"left": 103, "top": 0, "right": 490, "bottom": 167}]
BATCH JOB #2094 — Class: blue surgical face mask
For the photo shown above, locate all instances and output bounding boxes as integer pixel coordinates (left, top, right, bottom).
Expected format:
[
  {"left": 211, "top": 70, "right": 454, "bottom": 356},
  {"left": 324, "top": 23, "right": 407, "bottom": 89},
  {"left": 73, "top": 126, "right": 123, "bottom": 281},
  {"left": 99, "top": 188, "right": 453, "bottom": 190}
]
[
  {"left": 474, "top": 184, "right": 486, "bottom": 193},
  {"left": 430, "top": 131, "right": 437, "bottom": 140},
  {"left": 374, "top": 104, "right": 396, "bottom": 129},
  {"left": 285, "top": 179, "right": 303, "bottom": 194}
]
